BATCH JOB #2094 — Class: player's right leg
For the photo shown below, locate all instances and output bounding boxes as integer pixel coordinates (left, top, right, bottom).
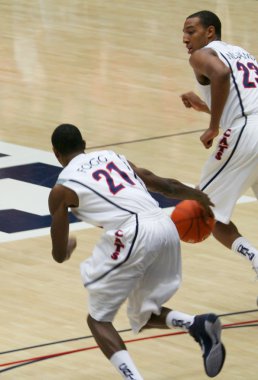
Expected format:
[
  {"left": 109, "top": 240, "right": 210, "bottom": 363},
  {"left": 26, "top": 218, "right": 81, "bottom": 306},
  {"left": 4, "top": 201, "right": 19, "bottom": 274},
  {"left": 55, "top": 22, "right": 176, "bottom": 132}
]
[
  {"left": 199, "top": 122, "right": 258, "bottom": 278},
  {"left": 213, "top": 220, "right": 258, "bottom": 277},
  {"left": 142, "top": 308, "right": 226, "bottom": 378},
  {"left": 189, "top": 313, "right": 226, "bottom": 378}
]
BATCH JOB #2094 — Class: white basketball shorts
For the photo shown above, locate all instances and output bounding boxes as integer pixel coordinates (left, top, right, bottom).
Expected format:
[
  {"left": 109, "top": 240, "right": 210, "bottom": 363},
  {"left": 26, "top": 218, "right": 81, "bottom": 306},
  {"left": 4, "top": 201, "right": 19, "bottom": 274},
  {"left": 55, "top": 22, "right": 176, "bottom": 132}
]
[
  {"left": 80, "top": 209, "right": 182, "bottom": 333},
  {"left": 199, "top": 115, "right": 258, "bottom": 224}
]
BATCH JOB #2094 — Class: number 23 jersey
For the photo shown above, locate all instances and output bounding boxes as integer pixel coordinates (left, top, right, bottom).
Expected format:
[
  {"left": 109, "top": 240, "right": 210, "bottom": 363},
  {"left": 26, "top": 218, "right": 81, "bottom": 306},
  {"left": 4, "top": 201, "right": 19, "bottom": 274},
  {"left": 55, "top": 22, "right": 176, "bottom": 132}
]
[{"left": 199, "top": 40, "right": 258, "bottom": 130}]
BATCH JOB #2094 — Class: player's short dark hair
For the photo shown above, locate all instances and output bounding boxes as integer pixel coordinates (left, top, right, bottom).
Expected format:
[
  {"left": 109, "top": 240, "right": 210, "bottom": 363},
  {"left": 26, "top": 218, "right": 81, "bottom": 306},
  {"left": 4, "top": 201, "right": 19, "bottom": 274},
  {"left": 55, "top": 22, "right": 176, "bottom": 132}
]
[
  {"left": 187, "top": 10, "right": 221, "bottom": 39},
  {"left": 51, "top": 124, "right": 86, "bottom": 155}
]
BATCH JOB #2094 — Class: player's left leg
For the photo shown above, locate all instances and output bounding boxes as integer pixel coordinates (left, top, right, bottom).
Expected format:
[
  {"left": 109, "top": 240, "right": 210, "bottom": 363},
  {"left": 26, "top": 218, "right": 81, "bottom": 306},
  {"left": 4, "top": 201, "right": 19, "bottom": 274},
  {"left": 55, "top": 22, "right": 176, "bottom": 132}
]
[{"left": 87, "top": 314, "right": 144, "bottom": 380}]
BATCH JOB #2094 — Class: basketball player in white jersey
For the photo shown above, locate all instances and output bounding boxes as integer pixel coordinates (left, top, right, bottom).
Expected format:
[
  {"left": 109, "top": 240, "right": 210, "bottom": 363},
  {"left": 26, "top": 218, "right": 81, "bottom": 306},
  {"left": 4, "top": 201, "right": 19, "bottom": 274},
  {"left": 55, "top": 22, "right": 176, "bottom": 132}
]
[
  {"left": 49, "top": 124, "right": 226, "bottom": 379},
  {"left": 181, "top": 10, "right": 258, "bottom": 276}
]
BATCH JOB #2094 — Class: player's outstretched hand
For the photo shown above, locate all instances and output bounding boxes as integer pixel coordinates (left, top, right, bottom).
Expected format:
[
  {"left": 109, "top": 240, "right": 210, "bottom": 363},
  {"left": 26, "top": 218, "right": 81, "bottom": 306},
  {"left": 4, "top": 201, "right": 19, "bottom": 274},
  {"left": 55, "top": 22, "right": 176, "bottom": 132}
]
[{"left": 194, "top": 190, "right": 214, "bottom": 220}]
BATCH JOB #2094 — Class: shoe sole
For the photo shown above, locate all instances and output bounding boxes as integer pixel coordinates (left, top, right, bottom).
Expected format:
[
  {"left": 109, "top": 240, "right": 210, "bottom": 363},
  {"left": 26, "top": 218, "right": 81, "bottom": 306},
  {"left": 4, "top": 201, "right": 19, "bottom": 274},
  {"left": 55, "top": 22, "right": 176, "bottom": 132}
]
[{"left": 203, "top": 317, "right": 226, "bottom": 377}]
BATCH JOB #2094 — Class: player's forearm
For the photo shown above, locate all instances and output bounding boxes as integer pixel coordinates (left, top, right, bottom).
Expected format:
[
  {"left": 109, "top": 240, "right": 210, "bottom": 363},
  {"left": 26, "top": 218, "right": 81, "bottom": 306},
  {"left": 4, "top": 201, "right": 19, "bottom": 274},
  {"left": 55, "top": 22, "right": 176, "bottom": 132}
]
[
  {"left": 181, "top": 91, "right": 210, "bottom": 113},
  {"left": 198, "top": 100, "right": 210, "bottom": 113},
  {"left": 160, "top": 179, "right": 214, "bottom": 217},
  {"left": 51, "top": 236, "right": 69, "bottom": 263},
  {"left": 159, "top": 179, "right": 203, "bottom": 201},
  {"left": 132, "top": 165, "right": 208, "bottom": 204},
  {"left": 145, "top": 175, "right": 197, "bottom": 200},
  {"left": 51, "top": 216, "right": 70, "bottom": 263}
]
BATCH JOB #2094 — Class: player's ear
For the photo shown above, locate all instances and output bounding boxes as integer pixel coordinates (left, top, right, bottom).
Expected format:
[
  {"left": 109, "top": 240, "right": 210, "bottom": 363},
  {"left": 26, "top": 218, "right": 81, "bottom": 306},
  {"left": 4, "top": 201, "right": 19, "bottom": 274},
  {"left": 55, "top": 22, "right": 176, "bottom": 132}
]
[
  {"left": 52, "top": 147, "right": 63, "bottom": 165},
  {"left": 52, "top": 146, "right": 59, "bottom": 158},
  {"left": 207, "top": 25, "right": 215, "bottom": 39}
]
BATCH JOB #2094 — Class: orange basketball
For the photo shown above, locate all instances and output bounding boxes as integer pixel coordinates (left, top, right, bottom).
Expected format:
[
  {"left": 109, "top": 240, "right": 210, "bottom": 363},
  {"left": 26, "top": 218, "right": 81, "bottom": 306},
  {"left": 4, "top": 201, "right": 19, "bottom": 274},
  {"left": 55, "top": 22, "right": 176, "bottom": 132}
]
[{"left": 171, "top": 200, "right": 215, "bottom": 243}]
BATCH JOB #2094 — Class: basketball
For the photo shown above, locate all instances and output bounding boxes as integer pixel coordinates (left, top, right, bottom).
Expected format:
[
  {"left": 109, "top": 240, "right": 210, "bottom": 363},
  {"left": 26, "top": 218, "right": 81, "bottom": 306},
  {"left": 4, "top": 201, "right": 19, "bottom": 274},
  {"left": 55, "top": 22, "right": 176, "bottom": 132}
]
[{"left": 171, "top": 200, "right": 215, "bottom": 243}]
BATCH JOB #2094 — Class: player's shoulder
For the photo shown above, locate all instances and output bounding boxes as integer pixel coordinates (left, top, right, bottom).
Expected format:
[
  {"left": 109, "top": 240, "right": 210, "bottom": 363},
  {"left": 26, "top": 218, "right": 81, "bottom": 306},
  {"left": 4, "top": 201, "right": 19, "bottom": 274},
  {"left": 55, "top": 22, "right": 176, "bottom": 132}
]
[
  {"left": 49, "top": 183, "right": 78, "bottom": 211},
  {"left": 190, "top": 46, "right": 216, "bottom": 65},
  {"left": 206, "top": 40, "right": 252, "bottom": 58},
  {"left": 49, "top": 183, "right": 70, "bottom": 203},
  {"left": 203, "top": 41, "right": 228, "bottom": 55}
]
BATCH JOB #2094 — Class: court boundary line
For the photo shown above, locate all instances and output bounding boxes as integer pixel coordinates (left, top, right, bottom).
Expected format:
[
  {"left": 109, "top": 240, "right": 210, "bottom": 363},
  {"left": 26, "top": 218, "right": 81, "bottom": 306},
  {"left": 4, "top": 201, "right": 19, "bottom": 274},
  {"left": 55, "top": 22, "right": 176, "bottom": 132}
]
[
  {"left": 1, "top": 316, "right": 258, "bottom": 373},
  {"left": 87, "top": 129, "right": 205, "bottom": 150},
  {"left": 1, "top": 308, "right": 257, "bottom": 356}
]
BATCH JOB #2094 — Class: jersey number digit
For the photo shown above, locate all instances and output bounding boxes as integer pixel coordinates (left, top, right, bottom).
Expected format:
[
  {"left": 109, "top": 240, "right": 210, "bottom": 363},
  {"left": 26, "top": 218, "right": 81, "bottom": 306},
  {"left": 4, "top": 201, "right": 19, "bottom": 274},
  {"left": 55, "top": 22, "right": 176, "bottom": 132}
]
[
  {"left": 237, "top": 61, "right": 258, "bottom": 88},
  {"left": 92, "top": 161, "right": 135, "bottom": 194}
]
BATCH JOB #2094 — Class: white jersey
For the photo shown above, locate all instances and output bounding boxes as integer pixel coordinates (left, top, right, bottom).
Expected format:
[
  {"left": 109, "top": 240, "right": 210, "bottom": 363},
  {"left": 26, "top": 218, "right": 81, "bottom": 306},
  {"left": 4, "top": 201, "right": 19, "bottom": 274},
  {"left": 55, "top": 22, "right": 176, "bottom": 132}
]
[
  {"left": 57, "top": 151, "right": 182, "bottom": 332},
  {"left": 56, "top": 151, "right": 159, "bottom": 230},
  {"left": 198, "top": 41, "right": 258, "bottom": 130}
]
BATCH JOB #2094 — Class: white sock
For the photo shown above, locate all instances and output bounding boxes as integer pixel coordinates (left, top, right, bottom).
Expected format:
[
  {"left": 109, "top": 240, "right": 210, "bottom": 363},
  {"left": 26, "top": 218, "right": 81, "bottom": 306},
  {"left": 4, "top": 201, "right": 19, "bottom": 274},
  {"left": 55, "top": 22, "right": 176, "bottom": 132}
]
[
  {"left": 231, "top": 237, "right": 258, "bottom": 262},
  {"left": 166, "top": 310, "right": 195, "bottom": 331},
  {"left": 110, "top": 350, "right": 144, "bottom": 380}
]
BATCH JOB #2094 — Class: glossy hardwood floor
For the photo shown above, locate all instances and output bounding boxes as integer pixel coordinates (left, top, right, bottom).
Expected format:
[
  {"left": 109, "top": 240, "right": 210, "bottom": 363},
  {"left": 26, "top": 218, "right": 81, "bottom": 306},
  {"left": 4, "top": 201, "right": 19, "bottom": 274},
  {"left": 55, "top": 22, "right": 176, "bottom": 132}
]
[{"left": 1, "top": 1, "right": 258, "bottom": 379}]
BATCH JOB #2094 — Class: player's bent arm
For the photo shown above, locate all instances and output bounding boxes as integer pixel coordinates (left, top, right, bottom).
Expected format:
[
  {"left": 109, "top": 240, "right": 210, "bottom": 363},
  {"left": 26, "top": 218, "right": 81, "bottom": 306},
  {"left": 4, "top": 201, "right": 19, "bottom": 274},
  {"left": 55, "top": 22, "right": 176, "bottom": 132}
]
[
  {"left": 48, "top": 185, "right": 78, "bottom": 263},
  {"left": 129, "top": 163, "right": 214, "bottom": 216},
  {"left": 190, "top": 48, "right": 230, "bottom": 133}
]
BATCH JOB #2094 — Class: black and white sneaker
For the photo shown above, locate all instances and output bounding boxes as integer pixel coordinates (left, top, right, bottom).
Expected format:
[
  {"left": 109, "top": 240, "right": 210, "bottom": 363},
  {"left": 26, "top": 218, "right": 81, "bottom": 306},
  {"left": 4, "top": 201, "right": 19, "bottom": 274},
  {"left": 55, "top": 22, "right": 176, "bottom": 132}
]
[
  {"left": 251, "top": 255, "right": 258, "bottom": 279},
  {"left": 189, "top": 313, "right": 226, "bottom": 377}
]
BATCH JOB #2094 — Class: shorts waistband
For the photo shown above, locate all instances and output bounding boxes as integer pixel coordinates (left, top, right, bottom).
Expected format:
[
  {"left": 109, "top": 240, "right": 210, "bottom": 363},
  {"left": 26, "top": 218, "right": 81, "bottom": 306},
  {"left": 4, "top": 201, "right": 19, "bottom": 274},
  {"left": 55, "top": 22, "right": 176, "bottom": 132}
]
[{"left": 119, "top": 208, "right": 165, "bottom": 229}]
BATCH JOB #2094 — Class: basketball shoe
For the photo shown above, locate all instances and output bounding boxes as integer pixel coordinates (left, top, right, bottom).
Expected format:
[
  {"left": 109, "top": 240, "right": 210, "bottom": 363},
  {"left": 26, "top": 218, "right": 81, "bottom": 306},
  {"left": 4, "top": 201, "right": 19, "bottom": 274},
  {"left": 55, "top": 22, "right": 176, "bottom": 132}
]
[
  {"left": 251, "top": 254, "right": 258, "bottom": 278},
  {"left": 189, "top": 313, "right": 226, "bottom": 377}
]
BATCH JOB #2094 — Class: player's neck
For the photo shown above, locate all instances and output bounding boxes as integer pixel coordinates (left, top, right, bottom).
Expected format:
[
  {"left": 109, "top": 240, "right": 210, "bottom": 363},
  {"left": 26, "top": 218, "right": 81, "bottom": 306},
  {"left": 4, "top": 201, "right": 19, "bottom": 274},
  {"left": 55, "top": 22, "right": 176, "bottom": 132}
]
[{"left": 63, "top": 151, "right": 85, "bottom": 167}]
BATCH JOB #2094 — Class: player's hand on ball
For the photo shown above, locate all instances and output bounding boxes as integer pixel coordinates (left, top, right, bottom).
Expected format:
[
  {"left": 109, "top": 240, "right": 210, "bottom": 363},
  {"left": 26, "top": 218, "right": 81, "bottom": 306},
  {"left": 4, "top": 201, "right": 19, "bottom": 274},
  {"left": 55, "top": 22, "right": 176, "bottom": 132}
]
[{"left": 195, "top": 191, "right": 214, "bottom": 220}]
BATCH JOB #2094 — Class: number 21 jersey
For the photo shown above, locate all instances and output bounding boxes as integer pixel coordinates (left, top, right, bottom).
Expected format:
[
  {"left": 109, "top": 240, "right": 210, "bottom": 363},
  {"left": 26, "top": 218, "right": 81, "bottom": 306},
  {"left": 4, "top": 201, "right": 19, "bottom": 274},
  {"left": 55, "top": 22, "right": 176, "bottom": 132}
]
[{"left": 56, "top": 151, "right": 159, "bottom": 230}]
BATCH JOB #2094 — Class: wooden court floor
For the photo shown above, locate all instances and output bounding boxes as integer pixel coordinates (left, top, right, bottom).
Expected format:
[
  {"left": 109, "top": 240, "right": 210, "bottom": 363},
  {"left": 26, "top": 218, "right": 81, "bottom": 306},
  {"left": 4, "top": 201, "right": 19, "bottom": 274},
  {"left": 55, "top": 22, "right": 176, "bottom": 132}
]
[{"left": 1, "top": 1, "right": 258, "bottom": 379}]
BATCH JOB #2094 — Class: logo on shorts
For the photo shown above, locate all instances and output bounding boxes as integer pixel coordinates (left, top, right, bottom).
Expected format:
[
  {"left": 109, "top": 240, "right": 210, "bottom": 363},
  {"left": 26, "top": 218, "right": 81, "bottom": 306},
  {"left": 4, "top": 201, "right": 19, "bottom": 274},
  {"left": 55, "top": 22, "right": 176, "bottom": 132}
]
[
  {"left": 111, "top": 230, "right": 125, "bottom": 260},
  {"left": 215, "top": 128, "right": 231, "bottom": 160}
]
